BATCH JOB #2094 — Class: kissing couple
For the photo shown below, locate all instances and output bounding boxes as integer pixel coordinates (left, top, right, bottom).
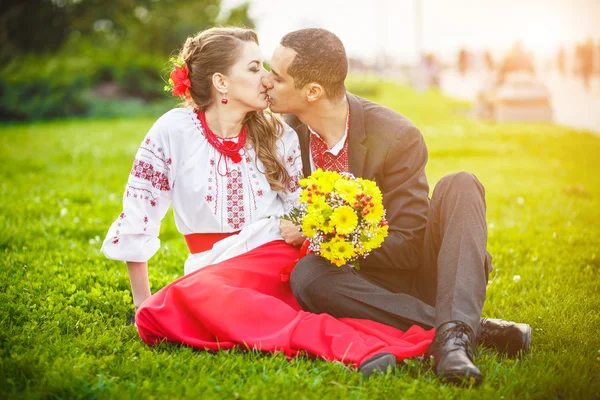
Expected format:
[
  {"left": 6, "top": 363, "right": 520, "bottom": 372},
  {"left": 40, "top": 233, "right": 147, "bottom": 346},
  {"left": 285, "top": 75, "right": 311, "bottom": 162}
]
[{"left": 102, "top": 26, "right": 531, "bottom": 385}]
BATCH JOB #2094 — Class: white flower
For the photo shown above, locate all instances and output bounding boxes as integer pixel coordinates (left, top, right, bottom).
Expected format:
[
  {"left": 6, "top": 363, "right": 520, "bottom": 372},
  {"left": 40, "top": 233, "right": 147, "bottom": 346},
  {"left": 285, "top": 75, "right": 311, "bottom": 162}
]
[
  {"left": 513, "top": 275, "right": 521, "bottom": 283},
  {"left": 60, "top": 208, "right": 68, "bottom": 217},
  {"left": 516, "top": 196, "right": 525, "bottom": 205}
]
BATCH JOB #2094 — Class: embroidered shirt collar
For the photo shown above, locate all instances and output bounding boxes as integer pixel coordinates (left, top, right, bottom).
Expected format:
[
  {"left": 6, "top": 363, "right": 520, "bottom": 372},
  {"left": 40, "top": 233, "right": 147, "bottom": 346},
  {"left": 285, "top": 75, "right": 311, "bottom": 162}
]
[{"left": 306, "top": 105, "right": 351, "bottom": 156}]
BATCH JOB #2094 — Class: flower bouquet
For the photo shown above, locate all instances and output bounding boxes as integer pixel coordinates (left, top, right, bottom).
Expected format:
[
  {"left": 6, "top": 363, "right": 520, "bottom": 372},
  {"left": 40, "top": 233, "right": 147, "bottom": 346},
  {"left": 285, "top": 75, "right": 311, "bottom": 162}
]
[{"left": 284, "top": 169, "right": 389, "bottom": 269}]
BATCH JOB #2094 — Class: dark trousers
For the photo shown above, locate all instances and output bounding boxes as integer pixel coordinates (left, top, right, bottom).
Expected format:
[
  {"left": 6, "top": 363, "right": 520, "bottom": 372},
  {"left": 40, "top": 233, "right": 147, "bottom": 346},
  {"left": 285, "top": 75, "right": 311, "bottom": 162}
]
[{"left": 290, "top": 172, "right": 492, "bottom": 335}]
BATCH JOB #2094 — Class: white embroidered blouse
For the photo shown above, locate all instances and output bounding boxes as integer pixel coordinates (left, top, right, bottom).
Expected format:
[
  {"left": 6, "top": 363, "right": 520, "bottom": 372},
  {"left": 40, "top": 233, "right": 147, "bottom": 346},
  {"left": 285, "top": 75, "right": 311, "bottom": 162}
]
[{"left": 101, "top": 107, "right": 302, "bottom": 274}]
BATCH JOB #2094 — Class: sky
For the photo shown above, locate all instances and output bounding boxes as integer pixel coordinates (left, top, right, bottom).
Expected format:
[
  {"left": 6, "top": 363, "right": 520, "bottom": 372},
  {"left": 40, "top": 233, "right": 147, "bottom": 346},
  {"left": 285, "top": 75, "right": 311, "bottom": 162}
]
[{"left": 221, "top": 0, "right": 600, "bottom": 63}]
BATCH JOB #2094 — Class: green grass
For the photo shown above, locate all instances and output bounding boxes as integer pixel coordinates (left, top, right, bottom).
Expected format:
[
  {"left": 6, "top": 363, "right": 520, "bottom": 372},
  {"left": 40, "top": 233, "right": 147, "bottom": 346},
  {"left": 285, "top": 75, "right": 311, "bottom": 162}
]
[{"left": 1, "top": 80, "right": 600, "bottom": 399}]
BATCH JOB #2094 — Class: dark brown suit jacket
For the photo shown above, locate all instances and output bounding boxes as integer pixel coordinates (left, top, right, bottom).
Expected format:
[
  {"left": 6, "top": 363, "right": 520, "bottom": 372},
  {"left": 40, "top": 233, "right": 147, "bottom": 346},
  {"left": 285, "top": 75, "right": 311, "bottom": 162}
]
[{"left": 284, "top": 93, "right": 430, "bottom": 289}]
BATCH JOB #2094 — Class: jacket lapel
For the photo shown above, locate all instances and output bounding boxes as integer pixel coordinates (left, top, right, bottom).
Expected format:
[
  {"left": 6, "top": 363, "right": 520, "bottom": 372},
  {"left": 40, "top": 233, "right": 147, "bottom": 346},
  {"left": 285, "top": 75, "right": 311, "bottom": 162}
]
[
  {"left": 346, "top": 93, "right": 368, "bottom": 178},
  {"left": 297, "top": 126, "right": 312, "bottom": 178}
]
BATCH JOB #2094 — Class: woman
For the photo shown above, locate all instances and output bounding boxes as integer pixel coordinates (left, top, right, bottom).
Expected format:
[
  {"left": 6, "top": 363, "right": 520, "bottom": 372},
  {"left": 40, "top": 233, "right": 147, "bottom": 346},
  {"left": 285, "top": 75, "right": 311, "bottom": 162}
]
[{"left": 102, "top": 27, "right": 433, "bottom": 372}]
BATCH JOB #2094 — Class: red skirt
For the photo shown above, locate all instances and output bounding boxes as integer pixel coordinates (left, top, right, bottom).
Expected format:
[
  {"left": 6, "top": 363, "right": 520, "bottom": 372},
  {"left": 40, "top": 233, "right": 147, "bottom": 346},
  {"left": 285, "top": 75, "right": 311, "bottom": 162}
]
[{"left": 136, "top": 240, "right": 434, "bottom": 367}]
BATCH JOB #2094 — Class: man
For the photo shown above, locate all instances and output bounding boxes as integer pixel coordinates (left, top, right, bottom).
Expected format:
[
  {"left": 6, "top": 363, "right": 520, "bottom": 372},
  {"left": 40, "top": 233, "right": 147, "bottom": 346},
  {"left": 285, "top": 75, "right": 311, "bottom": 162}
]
[{"left": 263, "top": 28, "right": 531, "bottom": 385}]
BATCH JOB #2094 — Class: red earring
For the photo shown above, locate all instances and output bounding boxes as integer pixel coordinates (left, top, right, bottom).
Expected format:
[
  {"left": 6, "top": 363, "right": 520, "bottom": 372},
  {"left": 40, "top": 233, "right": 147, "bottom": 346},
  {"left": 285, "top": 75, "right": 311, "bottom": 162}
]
[{"left": 221, "top": 94, "right": 228, "bottom": 105}]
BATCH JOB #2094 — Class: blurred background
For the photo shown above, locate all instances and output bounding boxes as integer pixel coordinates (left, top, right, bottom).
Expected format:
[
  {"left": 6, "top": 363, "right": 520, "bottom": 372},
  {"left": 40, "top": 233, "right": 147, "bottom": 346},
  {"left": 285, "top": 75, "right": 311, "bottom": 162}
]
[{"left": 1, "top": 0, "right": 599, "bottom": 132}]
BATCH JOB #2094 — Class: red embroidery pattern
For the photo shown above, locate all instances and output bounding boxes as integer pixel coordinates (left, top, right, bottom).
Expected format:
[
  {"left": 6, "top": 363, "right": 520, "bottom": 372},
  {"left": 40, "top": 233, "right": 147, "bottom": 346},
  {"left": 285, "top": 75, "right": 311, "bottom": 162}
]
[
  {"left": 226, "top": 169, "right": 245, "bottom": 229},
  {"left": 126, "top": 186, "right": 159, "bottom": 207},
  {"left": 141, "top": 136, "right": 170, "bottom": 162},
  {"left": 141, "top": 146, "right": 171, "bottom": 165},
  {"left": 309, "top": 110, "right": 350, "bottom": 172},
  {"left": 288, "top": 174, "right": 301, "bottom": 192},
  {"left": 246, "top": 158, "right": 260, "bottom": 211},
  {"left": 131, "top": 159, "right": 170, "bottom": 191},
  {"left": 206, "top": 158, "right": 218, "bottom": 214},
  {"left": 310, "top": 134, "right": 349, "bottom": 173}
]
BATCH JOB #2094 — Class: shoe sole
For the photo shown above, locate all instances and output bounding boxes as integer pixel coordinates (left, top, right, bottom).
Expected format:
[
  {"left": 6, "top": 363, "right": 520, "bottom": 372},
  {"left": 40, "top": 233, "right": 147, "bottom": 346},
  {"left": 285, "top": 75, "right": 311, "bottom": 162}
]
[
  {"left": 358, "top": 353, "right": 397, "bottom": 377},
  {"left": 438, "top": 370, "right": 483, "bottom": 386},
  {"left": 506, "top": 323, "right": 532, "bottom": 358},
  {"left": 518, "top": 323, "right": 532, "bottom": 355}
]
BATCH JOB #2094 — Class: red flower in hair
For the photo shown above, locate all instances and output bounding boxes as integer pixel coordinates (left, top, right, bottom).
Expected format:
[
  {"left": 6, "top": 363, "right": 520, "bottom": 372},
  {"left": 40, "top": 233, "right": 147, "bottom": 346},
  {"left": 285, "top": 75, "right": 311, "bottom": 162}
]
[{"left": 170, "top": 64, "right": 191, "bottom": 98}]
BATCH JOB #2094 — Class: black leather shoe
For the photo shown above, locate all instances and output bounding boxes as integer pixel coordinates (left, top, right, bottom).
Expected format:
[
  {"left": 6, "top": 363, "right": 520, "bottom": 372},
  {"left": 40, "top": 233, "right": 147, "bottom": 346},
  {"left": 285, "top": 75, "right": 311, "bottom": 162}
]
[
  {"left": 358, "top": 353, "right": 396, "bottom": 377},
  {"left": 479, "top": 318, "right": 531, "bottom": 357},
  {"left": 426, "top": 321, "right": 482, "bottom": 386}
]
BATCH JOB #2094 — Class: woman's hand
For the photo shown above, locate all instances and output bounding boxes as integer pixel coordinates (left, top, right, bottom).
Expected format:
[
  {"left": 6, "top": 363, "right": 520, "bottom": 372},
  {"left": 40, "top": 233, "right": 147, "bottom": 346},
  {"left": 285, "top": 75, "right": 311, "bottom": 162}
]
[{"left": 279, "top": 219, "right": 305, "bottom": 247}]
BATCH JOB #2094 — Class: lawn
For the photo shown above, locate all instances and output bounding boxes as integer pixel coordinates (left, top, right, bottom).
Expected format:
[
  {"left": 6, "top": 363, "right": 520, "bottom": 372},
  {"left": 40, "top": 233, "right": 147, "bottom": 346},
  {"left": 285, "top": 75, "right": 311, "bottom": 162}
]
[{"left": 1, "top": 80, "right": 599, "bottom": 399}]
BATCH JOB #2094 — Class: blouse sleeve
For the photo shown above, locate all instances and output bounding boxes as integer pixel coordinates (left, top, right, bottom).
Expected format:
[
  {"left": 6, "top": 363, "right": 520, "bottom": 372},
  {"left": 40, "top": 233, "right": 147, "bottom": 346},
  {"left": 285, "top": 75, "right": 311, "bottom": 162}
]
[
  {"left": 101, "top": 119, "right": 175, "bottom": 262},
  {"left": 277, "top": 122, "right": 303, "bottom": 214}
]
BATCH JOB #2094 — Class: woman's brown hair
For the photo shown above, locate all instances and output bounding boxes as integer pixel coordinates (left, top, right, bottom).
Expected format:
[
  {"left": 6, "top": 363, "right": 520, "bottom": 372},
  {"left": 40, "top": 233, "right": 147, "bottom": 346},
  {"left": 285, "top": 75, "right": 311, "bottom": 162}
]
[{"left": 178, "top": 27, "right": 289, "bottom": 192}]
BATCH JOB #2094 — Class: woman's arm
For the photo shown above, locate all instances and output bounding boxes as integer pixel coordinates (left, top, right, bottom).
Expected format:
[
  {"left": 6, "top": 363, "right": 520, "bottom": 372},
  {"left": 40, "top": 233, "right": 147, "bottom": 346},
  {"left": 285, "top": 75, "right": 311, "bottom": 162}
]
[{"left": 126, "top": 261, "right": 151, "bottom": 311}]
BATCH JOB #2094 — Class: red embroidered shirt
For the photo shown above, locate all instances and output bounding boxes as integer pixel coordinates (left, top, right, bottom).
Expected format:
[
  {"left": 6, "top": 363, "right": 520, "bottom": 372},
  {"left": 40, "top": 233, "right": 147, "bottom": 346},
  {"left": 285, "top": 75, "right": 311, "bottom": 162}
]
[{"left": 308, "top": 109, "right": 350, "bottom": 173}]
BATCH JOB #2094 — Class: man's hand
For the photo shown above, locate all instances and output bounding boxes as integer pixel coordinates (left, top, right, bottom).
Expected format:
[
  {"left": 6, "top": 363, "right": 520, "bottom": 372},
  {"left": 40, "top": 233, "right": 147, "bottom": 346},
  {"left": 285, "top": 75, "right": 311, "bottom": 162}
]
[{"left": 279, "top": 219, "right": 305, "bottom": 247}]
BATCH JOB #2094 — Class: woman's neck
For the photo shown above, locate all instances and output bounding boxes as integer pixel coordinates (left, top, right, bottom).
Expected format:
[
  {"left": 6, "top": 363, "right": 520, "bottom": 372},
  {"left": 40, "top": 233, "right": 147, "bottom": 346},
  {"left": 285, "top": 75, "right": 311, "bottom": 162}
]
[{"left": 204, "top": 105, "right": 246, "bottom": 139}]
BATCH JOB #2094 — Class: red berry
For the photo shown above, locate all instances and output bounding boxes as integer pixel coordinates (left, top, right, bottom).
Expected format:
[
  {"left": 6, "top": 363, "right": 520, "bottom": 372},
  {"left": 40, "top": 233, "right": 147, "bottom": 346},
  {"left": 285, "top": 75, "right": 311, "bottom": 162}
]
[
  {"left": 307, "top": 192, "right": 312, "bottom": 197},
  {"left": 363, "top": 209, "right": 370, "bottom": 215},
  {"left": 369, "top": 202, "right": 374, "bottom": 207}
]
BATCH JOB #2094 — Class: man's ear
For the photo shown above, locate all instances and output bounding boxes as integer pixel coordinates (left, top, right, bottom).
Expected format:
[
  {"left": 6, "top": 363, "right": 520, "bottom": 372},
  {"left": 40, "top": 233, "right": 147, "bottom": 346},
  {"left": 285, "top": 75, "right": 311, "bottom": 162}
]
[
  {"left": 212, "top": 72, "right": 228, "bottom": 94},
  {"left": 306, "top": 83, "right": 324, "bottom": 103}
]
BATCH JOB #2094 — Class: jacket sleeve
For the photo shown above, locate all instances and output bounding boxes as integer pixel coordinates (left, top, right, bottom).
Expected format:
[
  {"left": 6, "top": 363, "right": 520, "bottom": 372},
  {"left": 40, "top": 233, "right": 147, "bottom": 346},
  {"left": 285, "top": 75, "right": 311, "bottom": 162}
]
[{"left": 360, "top": 126, "right": 429, "bottom": 272}]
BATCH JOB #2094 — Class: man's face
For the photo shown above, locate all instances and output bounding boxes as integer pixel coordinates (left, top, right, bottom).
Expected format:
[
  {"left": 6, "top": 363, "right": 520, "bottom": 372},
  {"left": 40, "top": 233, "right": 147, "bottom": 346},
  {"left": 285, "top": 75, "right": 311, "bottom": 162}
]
[{"left": 263, "top": 45, "right": 307, "bottom": 114}]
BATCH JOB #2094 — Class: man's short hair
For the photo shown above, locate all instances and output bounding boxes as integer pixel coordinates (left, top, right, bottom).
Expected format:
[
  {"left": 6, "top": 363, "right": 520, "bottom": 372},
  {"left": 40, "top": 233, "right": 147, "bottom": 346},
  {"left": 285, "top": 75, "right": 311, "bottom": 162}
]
[{"left": 280, "top": 28, "right": 348, "bottom": 100}]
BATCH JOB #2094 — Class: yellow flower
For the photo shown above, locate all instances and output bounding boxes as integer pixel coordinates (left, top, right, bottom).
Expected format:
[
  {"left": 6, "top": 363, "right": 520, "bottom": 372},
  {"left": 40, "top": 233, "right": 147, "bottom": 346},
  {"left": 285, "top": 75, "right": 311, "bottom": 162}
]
[
  {"left": 360, "top": 225, "right": 388, "bottom": 251},
  {"left": 299, "top": 188, "right": 312, "bottom": 203},
  {"left": 358, "top": 178, "right": 383, "bottom": 203},
  {"left": 320, "top": 241, "right": 334, "bottom": 259},
  {"left": 301, "top": 213, "right": 324, "bottom": 238},
  {"left": 328, "top": 236, "right": 356, "bottom": 264},
  {"left": 299, "top": 176, "right": 317, "bottom": 190},
  {"left": 330, "top": 205, "right": 358, "bottom": 235},
  {"left": 317, "top": 170, "right": 339, "bottom": 194},
  {"left": 310, "top": 168, "right": 326, "bottom": 180},
  {"left": 320, "top": 218, "right": 336, "bottom": 234},
  {"left": 334, "top": 179, "right": 361, "bottom": 205},
  {"left": 306, "top": 195, "right": 332, "bottom": 218},
  {"left": 363, "top": 203, "right": 385, "bottom": 224}
]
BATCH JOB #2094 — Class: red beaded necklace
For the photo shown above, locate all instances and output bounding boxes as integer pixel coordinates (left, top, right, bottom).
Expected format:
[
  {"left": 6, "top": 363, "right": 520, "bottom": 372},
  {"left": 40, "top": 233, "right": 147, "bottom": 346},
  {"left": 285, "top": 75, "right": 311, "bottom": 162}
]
[{"left": 196, "top": 110, "right": 246, "bottom": 164}]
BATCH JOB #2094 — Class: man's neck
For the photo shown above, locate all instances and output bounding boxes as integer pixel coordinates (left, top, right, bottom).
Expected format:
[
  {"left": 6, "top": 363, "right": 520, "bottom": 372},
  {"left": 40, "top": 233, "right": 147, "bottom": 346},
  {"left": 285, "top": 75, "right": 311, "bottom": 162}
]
[
  {"left": 204, "top": 105, "right": 246, "bottom": 139},
  {"left": 298, "top": 96, "right": 348, "bottom": 148}
]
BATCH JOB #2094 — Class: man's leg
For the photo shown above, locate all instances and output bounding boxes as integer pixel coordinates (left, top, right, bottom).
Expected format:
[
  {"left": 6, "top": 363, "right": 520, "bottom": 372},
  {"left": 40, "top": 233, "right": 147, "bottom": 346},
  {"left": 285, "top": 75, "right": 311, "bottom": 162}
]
[
  {"left": 418, "top": 171, "right": 491, "bottom": 335},
  {"left": 419, "top": 171, "right": 492, "bottom": 385},
  {"left": 290, "top": 254, "right": 436, "bottom": 332}
]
